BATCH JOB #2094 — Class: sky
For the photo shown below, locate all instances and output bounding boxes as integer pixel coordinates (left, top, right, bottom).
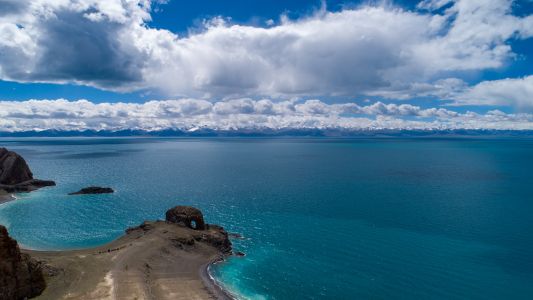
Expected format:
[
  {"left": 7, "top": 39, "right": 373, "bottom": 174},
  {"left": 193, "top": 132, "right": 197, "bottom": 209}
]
[{"left": 0, "top": 0, "right": 532, "bottom": 132}]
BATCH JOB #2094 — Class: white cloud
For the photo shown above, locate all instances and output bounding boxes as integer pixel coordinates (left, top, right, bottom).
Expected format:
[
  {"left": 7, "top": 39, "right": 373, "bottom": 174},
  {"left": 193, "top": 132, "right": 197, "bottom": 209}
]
[
  {"left": 0, "top": 98, "right": 532, "bottom": 132},
  {"left": 453, "top": 75, "right": 533, "bottom": 109},
  {"left": 0, "top": 0, "right": 531, "bottom": 101}
]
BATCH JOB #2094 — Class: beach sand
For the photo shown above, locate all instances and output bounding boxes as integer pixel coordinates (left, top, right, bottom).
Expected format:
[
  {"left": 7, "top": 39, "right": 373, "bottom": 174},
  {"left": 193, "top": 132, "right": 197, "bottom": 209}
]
[{"left": 24, "top": 221, "right": 233, "bottom": 300}]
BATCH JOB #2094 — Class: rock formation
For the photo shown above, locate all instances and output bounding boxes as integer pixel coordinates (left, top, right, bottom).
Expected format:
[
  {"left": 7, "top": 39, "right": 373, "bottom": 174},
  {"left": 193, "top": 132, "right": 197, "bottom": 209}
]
[
  {"left": 68, "top": 186, "right": 114, "bottom": 195},
  {"left": 165, "top": 206, "right": 207, "bottom": 230},
  {"left": 126, "top": 220, "right": 232, "bottom": 255},
  {"left": 0, "top": 148, "right": 55, "bottom": 193},
  {"left": 194, "top": 224, "right": 232, "bottom": 254},
  {"left": 0, "top": 148, "right": 33, "bottom": 185},
  {"left": 0, "top": 225, "right": 46, "bottom": 300}
]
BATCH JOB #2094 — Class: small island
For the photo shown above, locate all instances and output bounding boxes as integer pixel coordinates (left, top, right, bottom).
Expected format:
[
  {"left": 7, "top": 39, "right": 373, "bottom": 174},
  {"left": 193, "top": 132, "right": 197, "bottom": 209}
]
[{"left": 69, "top": 186, "right": 115, "bottom": 195}]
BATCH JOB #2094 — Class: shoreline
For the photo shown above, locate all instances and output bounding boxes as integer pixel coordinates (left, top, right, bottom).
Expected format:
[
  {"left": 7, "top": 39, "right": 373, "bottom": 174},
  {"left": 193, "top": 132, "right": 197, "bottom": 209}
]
[
  {"left": 21, "top": 220, "right": 236, "bottom": 300},
  {"left": 202, "top": 260, "right": 236, "bottom": 300}
]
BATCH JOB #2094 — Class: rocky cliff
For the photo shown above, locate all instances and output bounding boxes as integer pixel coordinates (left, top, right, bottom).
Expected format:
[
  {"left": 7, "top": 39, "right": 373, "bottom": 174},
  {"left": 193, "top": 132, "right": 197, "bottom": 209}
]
[
  {"left": 0, "top": 148, "right": 55, "bottom": 193},
  {"left": 0, "top": 225, "right": 46, "bottom": 300}
]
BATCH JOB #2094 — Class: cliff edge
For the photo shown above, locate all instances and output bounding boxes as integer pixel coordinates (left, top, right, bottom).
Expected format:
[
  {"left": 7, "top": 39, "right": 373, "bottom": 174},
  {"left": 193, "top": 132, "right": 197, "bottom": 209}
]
[{"left": 0, "top": 225, "right": 46, "bottom": 300}]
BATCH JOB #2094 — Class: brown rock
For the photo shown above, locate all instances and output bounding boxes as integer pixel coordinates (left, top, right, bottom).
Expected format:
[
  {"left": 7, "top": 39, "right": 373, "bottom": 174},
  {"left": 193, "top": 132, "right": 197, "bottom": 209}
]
[
  {"left": 68, "top": 186, "right": 114, "bottom": 195},
  {"left": 0, "top": 148, "right": 34, "bottom": 185},
  {"left": 0, "top": 148, "right": 55, "bottom": 194},
  {"left": 165, "top": 206, "right": 207, "bottom": 230},
  {"left": 0, "top": 225, "right": 46, "bottom": 300},
  {"left": 229, "top": 233, "right": 244, "bottom": 239},
  {"left": 195, "top": 224, "right": 232, "bottom": 254}
]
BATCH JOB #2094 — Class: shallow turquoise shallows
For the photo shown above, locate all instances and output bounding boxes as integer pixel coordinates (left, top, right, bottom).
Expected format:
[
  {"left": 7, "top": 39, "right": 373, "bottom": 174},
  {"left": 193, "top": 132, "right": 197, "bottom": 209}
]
[{"left": 1, "top": 137, "right": 533, "bottom": 299}]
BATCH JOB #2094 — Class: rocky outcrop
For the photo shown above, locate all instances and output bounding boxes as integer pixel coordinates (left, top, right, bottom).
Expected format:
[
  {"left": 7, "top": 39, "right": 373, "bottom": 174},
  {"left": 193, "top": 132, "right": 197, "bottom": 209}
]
[
  {"left": 165, "top": 206, "right": 207, "bottom": 230},
  {"left": 197, "top": 224, "right": 232, "bottom": 254},
  {"left": 0, "top": 179, "right": 56, "bottom": 193},
  {"left": 164, "top": 206, "right": 231, "bottom": 253},
  {"left": 126, "top": 220, "right": 232, "bottom": 254},
  {"left": 0, "top": 225, "right": 46, "bottom": 300},
  {"left": 68, "top": 186, "right": 114, "bottom": 195},
  {"left": 0, "top": 148, "right": 55, "bottom": 194},
  {"left": 0, "top": 148, "right": 33, "bottom": 185}
]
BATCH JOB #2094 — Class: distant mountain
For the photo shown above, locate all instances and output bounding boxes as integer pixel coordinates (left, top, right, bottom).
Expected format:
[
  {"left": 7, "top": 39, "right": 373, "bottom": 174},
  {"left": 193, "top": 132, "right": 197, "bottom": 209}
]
[{"left": 1, "top": 129, "right": 533, "bottom": 138}]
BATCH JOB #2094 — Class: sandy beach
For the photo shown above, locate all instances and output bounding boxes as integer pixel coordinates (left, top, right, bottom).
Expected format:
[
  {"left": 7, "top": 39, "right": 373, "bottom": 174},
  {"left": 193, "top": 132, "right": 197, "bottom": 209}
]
[{"left": 23, "top": 221, "right": 233, "bottom": 300}]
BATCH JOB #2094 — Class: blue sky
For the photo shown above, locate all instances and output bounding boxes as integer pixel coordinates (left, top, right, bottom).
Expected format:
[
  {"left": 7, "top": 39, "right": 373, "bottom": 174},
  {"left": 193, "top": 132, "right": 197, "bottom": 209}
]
[{"left": 0, "top": 0, "right": 532, "bottom": 131}]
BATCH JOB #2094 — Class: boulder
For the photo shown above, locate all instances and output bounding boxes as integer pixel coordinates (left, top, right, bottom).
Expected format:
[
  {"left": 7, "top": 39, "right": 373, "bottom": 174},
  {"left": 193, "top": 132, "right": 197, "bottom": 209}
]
[
  {"left": 68, "top": 187, "right": 114, "bottom": 195},
  {"left": 0, "top": 225, "right": 46, "bottom": 300},
  {"left": 165, "top": 206, "right": 207, "bottom": 230}
]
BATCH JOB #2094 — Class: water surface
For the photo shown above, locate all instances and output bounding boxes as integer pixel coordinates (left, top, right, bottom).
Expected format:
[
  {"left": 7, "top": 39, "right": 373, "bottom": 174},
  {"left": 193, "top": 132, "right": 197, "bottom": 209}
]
[{"left": 1, "top": 137, "right": 532, "bottom": 299}]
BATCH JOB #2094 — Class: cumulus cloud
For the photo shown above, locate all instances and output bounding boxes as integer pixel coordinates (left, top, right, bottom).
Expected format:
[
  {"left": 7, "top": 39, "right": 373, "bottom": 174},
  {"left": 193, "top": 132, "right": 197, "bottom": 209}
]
[
  {"left": 0, "top": 98, "right": 532, "bottom": 132},
  {"left": 0, "top": 0, "right": 153, "bottom": 89},
  {"left": 0, "top": 0, "right": 531, "bottom": 100},
  {"left": 452, "top": 76, "right": 533, "bottom": 110}
]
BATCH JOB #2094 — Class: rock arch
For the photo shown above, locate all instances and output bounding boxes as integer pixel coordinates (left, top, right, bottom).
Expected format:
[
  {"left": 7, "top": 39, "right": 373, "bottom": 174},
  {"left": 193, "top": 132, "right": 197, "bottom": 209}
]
[{"left": 165, "top": 206, "right": 206, "bottom": 230}]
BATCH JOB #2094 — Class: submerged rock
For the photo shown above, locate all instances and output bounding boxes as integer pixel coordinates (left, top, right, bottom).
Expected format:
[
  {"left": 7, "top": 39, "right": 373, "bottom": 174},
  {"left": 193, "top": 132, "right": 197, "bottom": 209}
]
[
  {"left": 0, "top": 225, "right": 46, "bottom": 300},
  {"left": 229, "top": 232, "right": 244, "bottom": 239},
  {"left": 165, "top": 206, "right": 207, "bottom": 230},
  {"left": 68, "top": 186, "right": 114, "bottom": 195},
  {"left": 0, "top": 148, "right": 56, "bottom": 194}
]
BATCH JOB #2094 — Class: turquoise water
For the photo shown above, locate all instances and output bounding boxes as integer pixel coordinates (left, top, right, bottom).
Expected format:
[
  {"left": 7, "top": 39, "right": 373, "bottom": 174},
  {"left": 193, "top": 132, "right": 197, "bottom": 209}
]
[{"left": 1, "top": 137, "right": 533, "bottom": 299}]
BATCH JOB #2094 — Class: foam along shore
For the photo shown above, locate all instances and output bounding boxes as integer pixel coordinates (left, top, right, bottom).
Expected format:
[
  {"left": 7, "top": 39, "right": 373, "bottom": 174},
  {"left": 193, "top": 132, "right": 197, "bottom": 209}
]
[{"left": 0, "top": 206, "right": 235, "bottom": 300}]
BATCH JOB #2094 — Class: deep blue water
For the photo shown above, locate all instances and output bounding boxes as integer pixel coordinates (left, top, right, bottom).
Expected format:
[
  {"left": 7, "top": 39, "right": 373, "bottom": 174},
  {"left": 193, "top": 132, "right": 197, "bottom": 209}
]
[{"left": 1, "top": 137, "right": 533, "bottom": 299}]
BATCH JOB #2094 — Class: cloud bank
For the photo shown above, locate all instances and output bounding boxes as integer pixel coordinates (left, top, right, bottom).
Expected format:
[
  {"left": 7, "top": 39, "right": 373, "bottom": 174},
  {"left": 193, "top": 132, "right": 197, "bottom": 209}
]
[
  {"left": 0, "top": 0, "right": 531, "bottom": 106},
  {"left": 1, "top": 99, "right": 532, "bottom": 132}
]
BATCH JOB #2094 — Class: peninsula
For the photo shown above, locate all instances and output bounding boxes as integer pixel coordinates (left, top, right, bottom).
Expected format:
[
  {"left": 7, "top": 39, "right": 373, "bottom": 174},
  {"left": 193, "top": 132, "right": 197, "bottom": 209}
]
[{"left": 2, "top": 206, "right": 234, "bottom": 300}]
